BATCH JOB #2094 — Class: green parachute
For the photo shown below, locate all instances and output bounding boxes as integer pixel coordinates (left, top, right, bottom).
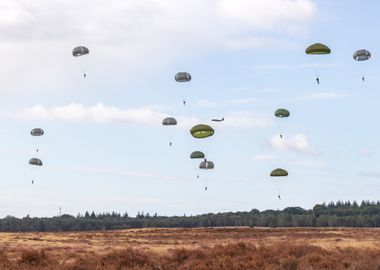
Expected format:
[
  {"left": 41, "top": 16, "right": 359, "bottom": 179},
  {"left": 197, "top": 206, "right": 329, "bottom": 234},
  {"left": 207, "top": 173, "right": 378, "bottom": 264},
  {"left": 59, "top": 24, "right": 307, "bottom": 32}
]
[
  {"left": 305, "top": 43, "right": 331, "bottom": 54},
  {"left": 270, "top": 168, "right": 288, "bottom": 177},
  {"left": 275, "top": 109, "right": 290, "bottom": 118},
  {"left": 190, "top": 124, "right": 214, "bottom": 139}
]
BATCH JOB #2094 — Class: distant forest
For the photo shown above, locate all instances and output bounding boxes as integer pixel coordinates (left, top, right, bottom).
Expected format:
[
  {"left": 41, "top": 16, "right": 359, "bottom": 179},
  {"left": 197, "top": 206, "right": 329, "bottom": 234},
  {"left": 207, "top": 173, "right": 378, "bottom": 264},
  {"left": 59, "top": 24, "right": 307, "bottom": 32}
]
[{"left": 1, "top": 200, "right": 380, "bottom": 232}]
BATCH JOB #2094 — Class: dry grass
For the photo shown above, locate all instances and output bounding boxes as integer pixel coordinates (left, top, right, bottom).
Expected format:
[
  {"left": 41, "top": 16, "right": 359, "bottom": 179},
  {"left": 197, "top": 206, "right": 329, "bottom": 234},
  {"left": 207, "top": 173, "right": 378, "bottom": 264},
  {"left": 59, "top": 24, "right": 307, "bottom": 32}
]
[{"left": 0, "top": 227, "right": 379, "bottom": 269}]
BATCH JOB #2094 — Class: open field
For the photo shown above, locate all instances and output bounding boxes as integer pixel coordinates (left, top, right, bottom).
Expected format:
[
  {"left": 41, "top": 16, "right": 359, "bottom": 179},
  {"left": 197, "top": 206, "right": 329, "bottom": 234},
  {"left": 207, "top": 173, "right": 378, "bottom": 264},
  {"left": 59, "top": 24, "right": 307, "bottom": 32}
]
[{"left": 0, "top": 227, "right": 379, "bottom": 269}]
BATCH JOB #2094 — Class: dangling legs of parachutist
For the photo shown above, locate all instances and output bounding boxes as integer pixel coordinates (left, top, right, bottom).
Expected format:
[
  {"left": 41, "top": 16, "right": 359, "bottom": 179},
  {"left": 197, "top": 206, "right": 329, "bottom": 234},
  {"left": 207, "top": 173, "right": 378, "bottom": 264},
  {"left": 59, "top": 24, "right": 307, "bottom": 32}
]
[{"left": 316, "top": 77, "right": 319, "bottom": 84}]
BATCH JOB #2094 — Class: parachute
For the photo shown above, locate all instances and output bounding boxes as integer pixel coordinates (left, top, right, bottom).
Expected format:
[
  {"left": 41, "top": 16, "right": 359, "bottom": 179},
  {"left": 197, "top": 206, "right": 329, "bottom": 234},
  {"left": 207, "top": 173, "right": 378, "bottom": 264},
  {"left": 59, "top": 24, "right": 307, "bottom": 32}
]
[
  {"left": 175, "top": 72, "right": 191, "bottom": 82},
  {"left": 162, "top": 117, "right": 177, "bottom": 126},
  {"left": 190, "top": 124, "right": 214, "bottom": 139},
  {"left": 190, "top": 151, "right": 205, "bottom": 159},
  {"left": 72, "top": 46, "right": 89, "bottom": 57},
  {"left": 199, "top": 160, "right": 214, "bottom": 169},
  {"left": 353, "top": 49, "right": 371, "bottom": 61},
  {"left": 274, "top": 109, "right": 290, "bottom": 118},
  {"left": 305, "top": 43, "right": 331, "bottom": 55},
  {"left": 31, "top": 128, "right": 44, "bottom": 136},
  {"left": 29, "top": 158, "right": 43, "bottom": 166},
  {"left": 353, "top": 49, "right": 371, "bottom": 82},
  {"left": 305, "top": 43, "right": 331, "bottom": 84},
  {"left": 270, "top": 168, "right": 288, "bottom": 177}
]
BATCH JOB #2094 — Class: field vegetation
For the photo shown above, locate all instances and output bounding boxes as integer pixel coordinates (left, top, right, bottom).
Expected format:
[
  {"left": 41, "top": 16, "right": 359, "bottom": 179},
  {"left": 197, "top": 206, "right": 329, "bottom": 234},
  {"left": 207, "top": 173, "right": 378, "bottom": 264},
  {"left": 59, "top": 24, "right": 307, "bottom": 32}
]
[{"left": 0, "top": 227, "right": 379, "bottom": 269}]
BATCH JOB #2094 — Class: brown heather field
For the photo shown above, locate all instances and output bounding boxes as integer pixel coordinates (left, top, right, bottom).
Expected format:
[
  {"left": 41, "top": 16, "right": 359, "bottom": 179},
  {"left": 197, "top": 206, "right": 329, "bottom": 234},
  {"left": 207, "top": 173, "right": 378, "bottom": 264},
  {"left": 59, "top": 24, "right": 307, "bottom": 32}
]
[{"left": 0, "top": 227, "right": 379, "bottom": 269}]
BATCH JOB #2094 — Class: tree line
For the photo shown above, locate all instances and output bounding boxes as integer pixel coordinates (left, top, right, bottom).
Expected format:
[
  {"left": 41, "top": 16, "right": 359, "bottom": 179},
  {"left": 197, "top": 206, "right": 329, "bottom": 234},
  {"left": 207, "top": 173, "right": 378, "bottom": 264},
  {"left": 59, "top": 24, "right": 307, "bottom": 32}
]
[{"left": 1, "top": 200, "right": 380, "bottom": 232}]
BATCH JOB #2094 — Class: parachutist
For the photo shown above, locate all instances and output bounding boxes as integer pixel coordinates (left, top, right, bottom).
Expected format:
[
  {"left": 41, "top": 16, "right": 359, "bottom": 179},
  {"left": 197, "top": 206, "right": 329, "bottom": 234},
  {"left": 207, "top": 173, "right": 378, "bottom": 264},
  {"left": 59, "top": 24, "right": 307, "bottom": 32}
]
[
  {"left": 362, "top": 77, "right": 365, "bottom": 82},
  {"left": 205, "top": 186, "right": 207, "bottom": 191},
  {"left": 280, "top": 134, "right": 283, "bottom": 139},
  {"left": 278, "top": 195, "right": 281, "bottom": 200},
  {"left": 84, "top": 73, "right": 87, "bottom": 79},
  {"left": 36, "top": 149, "right": 39, "bottom": 152},
  {"left": 32, "top": 180, "right": 34, "bottom": 184},
  {"left": 183, "top": 100, "right": 186, "bottom": 106},
  {"left": 316, "top": 77, "right": 320, "bottom": 84},
  {"left": 169, "top": 142, "right": 172, "bottom": 147},
  {"left": 196, "top": 175, "right": 199, "bottom": 179}
]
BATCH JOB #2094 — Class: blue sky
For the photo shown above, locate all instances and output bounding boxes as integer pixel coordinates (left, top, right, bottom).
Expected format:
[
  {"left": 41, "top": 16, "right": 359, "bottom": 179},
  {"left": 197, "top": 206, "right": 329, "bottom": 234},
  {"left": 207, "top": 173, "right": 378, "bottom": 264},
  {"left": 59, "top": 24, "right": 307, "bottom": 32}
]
[{"left": 0, "top": 0, "right": 379, "bottom": 217}]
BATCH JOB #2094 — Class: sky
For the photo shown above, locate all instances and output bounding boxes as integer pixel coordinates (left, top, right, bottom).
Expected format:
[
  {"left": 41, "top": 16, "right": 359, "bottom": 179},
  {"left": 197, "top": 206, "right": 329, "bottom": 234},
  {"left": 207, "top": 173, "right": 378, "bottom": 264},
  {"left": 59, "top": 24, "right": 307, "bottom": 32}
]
[{"left": 0, "top": 0, "right": 379, "bottom": 218}]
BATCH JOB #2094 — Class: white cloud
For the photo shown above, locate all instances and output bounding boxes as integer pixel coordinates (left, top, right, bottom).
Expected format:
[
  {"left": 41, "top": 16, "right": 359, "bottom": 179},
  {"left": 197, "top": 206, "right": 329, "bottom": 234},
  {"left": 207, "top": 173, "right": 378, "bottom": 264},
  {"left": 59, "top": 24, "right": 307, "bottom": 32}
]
[
  {"left": 291, "top": 159, "right": 328, "bottom": 169},
  {"left": 223, "top": 111, "right": 272, "bottom": 129},
  {"left": 196, "top": 99, "right": 219, "bottom": 108},
  {"left": 84, "top": 167, "right": 157, "bottom": 178},
  {"left": 292, "top": 91, "right": 350, "bottom": 101},
  {"left": 0, "top": 0, "right": 317, "bottom": 96},
  {"left": 253, "top": 154, "right": 276, "bottom": 162},
  {"left": 358, "top": 171, "right": 380, "bottom": 179},
  {"left": 12, "top": 103, "right": 167, "bottom": 126},
  {"left": 267, "top": 134, "right": 317, "bottom": 155},
  {"left": 228, "top": 98, "right": 258, "bottom": 104},
  {"left": 253, "top": 63, "right": 339, "bottom": 70}
]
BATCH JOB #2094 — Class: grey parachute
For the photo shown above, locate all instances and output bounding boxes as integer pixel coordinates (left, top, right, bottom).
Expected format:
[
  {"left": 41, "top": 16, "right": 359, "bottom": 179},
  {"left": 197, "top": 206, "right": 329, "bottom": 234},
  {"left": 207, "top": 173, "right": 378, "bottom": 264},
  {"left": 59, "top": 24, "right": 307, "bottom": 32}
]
[
  {"left": 72, "top": 46, "right": 89, "bottom": 57},
  {"left": 353, "top": 49, "right": 371, "bottom": 61},
  {"left": 29, "top": 158, "right": 43, "bottom": 166},
  {"left": 175, "top": 72, "right": 191, "bottom": 82},
  {"left": 190, "top": 151, "right": 205, "bottom": 159},
  {"left": 31, "top": 128, "right": 44, "bottom": 136},
  {"left": 199, "top": 161, "right": 214, "bottom": 169},
  {"left": 162, "top": 117, "right": 177, "bottom": 126}
]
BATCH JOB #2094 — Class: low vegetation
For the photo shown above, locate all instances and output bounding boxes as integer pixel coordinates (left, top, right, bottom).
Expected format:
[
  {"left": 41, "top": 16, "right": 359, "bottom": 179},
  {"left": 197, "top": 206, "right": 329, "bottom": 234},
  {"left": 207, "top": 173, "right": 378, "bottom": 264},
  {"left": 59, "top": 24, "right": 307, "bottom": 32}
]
[{"left": 1, "top": 200, "right": 380, "bottom": 232}]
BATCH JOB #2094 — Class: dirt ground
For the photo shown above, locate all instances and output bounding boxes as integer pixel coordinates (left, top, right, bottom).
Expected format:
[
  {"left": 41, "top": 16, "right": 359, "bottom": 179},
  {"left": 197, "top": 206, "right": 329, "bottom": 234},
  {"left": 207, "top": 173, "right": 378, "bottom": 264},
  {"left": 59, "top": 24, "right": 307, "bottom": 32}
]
[{"left": 0, "top": 227, "right": 379, "bottom": 269}]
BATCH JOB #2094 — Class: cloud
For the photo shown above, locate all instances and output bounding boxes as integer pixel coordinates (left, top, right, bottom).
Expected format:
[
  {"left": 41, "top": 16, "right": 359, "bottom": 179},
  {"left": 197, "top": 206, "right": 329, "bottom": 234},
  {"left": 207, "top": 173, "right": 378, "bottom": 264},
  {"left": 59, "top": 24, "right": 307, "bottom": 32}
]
[
  {"left": 223, "top": 111, "right": 272, "bottom": 129},
  {"left": 358, "top": 171, "right": 380, "bottom": 179},
  {"left": 12, "top": 103, "right": 167, "bottom": 126},
  {"left": 228, "top": 98, "right": 258, "bottom": 104},
  {"left": 84, "top": 167, "right": 157, "bottom": 178},
  {"left": 196, "top": 99, "right": 219, "bottom": 108},
  {"left": 253, "top": 63, "right": 339, "bottom": 70},
  {"left": 10, "top": 103, "right": 274, "bottom": 130},
  {"left": 267, "top": 134, "right": 317, "bottom": 155},
  {"left": 0, "top": 0, "right": 317, "bottom": 96},
  {"left": 292, "top": 91, "right": 350, "bottom": 101},
  {"left": 291, "top": 159, "right": 328, "bottom": 169},
  {"left": 253, "top": 154, "right": 276, "bottom": 162}
]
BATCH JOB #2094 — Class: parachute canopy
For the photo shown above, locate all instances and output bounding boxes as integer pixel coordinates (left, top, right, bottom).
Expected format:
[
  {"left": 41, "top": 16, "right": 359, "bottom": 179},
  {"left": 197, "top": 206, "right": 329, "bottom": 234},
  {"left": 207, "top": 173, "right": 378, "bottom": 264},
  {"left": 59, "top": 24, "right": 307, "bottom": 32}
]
[
  {"left": 199, "top": 160, "right": 214, "bottom": 169},
  {"left": 275, "top": 109, "right": 290, "bottom": 118},
  {"left": 353, "top": 49, "right": 371, "bottom": 61},
  {"left": 190, "top": 151, "right": 205, "bottom": 159},
  {"left": 175, "top": 72, "right": 191, "bottom": 82},
  {"left": 162, "top": 117, "right": 177, "bottom": 126},
  {"left": 305, "top": 43, "right": 331, "bottom": 55},
  {"left": 29, "top": 158, "right": 43, "bottom": 166},
  {"left": 72, "top": 46, "right": 89, "bottom": 57},
  {"left": 190, "top": 124, "right": 214, "bottom": 139},
  {"left": 31, "top": 128, "right": 44, "bottom": 136},
  {"left": 270, "top": 168, "right": 288, "bottom": 177}
]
